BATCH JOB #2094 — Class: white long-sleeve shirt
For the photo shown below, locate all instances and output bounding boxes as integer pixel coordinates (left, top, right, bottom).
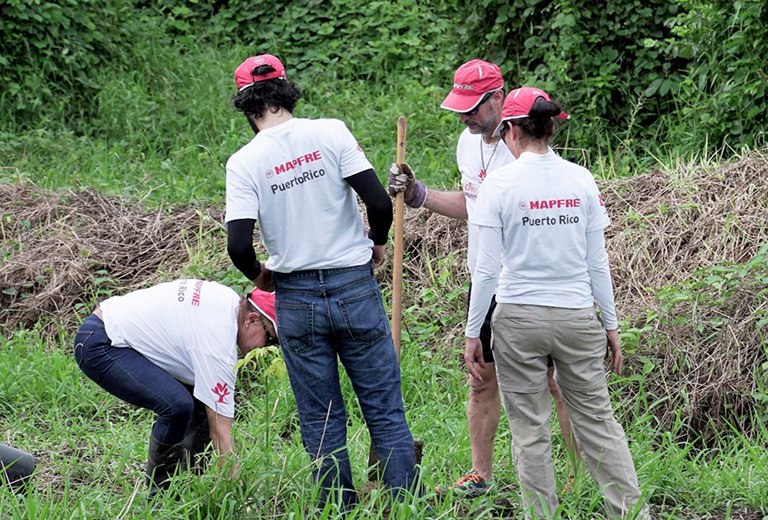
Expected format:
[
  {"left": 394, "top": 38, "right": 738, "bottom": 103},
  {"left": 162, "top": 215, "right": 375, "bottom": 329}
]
[{"left": 466, "top": 149, "right": 617, "bottom": 338}]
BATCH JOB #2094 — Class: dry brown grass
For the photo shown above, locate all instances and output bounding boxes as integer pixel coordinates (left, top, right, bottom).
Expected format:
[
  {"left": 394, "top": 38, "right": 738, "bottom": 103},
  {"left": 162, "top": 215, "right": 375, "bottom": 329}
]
[
  {"left": 0, "top": 183, "right": 225, "bottom": 335},
  {"left": 603, "top": 152, "right": 768, "bottom": 442},
  {"left": 2, "top": 150, "right": 767, "bottom": 442}
]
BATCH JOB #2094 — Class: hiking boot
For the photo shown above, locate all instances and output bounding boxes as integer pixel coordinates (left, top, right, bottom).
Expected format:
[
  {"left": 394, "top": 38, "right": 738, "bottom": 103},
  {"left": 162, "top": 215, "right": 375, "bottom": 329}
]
[
  {"left": 182, "top": 409, "right": 211, "bottom": 474},
  {"left": 146, "top": 436, "right": 185, "bottom": 498},
  {"left": 435, "top": 470, "right": 495, "bottom": 499}
]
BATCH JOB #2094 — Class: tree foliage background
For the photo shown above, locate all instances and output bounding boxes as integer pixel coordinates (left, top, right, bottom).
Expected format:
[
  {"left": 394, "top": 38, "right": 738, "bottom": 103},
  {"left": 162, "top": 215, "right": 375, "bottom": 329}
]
[{"left": 1, "top": 0, "right": 766, "bottom": 168}]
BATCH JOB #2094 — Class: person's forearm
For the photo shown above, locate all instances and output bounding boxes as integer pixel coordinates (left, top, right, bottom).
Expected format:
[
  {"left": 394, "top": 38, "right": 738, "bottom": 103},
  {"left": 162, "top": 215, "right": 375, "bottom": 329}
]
[
  {"left": 586, "top": 229, "right": 618, "bottom": 329},
  {"left": 211, "top": 427, "right": 240, "bottom": 477},
  {"left": 206, "top": 408, "right": 237, "bottom": 473},
  {"left": 424, "top": 189, "right": 468, "bottom": 220},
  {"left": 227, "top": 219, "right": 261, "bottom": 280},
  {"left": 466, "top": 225, "right": 502, "bottom": 337},
  {"left": 345, "top": 169, "right": 393, "bottom": 244},
  {"left": 365, "top": 201, "right": 393, "bottom": 245},
  {"left": 213, "top": 434, "right": 234, "bottom": 460}
]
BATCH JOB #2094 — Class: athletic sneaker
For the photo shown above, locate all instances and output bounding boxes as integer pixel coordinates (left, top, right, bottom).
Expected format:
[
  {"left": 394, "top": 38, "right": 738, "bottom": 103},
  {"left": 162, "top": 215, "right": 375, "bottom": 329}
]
[{"left": 435, "top": 470, "right": 495, "bottom": 498}]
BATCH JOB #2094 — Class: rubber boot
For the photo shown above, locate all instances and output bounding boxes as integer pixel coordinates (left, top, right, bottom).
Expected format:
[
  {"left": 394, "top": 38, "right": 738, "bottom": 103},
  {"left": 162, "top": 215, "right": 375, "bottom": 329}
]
[
  {"left": 182, "top": 410, "right": 210, "bottom": 474},
  {"left": 0, "top": 443, "right": 35, "bottom": 493},
  {"left": 146, "top": 436, "right": 185, "bottom": 498}
]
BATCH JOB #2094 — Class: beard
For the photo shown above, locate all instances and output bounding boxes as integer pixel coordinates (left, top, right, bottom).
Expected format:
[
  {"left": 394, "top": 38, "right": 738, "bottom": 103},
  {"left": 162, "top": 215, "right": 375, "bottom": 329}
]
[{"left": 465, "top": 113, "right": 497, "bottom": 136}]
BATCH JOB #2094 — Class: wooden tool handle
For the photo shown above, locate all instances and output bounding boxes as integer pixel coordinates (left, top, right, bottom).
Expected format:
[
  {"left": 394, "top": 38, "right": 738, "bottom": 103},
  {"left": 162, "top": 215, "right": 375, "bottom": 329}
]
[{"left": 392, "top": 116, "right": 406, "bottom": 361}]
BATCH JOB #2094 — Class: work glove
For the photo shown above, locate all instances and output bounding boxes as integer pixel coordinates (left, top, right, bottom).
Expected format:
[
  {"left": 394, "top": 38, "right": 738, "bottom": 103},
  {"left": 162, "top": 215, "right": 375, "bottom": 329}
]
[{"left": 388, "top": 162, "right": 427, "bottom": 209}]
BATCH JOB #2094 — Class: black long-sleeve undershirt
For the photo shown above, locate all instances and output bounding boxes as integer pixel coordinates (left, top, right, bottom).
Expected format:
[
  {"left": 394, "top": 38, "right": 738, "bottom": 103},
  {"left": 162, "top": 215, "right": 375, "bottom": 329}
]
[
  {"left": 226, "top": 168, "right": 392, "bottom": 280},
  {"left": 345, "top": 168, "right": 393, "bottom": 245},
  {"left": 227, "top": 218, "right": 260, "bottom": 280}
]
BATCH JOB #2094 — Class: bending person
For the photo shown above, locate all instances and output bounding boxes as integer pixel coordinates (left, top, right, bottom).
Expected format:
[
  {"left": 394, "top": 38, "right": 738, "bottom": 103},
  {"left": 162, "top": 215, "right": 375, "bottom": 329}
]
[
  {"left": 74, "top": 280, "right": 277, "bottom": 496},
  {"left": 225, "top": 54, "right": 418, "bottom": 511},
  {"left": 465, "top": 87, "right": 649, "bottom": 519}
]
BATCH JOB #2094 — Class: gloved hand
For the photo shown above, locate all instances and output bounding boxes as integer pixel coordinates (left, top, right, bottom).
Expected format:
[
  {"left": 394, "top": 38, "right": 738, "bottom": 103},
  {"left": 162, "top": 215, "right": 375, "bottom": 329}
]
[{"left": 387, "top": 162, "right": 427, "bottom": 209}]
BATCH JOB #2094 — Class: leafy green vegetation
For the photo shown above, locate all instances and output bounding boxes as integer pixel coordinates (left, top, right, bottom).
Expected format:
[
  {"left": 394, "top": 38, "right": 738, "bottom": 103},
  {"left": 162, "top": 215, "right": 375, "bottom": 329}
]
[
  {"left": 2, "top": 0, "right": 766, "bottom": 181},
  {"left": 2, "top": 1, "right": 767, "bottom": 518}
]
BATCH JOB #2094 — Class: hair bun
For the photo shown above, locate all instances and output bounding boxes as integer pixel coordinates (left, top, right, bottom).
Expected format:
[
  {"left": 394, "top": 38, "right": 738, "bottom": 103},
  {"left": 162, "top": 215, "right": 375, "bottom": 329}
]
[{"left": 529, "top": 97, "right": 562, "bottom": 119}]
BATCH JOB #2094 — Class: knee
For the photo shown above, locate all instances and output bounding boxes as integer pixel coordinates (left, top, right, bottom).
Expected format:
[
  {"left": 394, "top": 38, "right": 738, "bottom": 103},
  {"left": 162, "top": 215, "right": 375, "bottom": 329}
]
[
  {"left": 161, "top": 394, "right": 195, "bottom": 424},
  {"left": 469, "top": 374, "right": 499, "bottom": 400}
]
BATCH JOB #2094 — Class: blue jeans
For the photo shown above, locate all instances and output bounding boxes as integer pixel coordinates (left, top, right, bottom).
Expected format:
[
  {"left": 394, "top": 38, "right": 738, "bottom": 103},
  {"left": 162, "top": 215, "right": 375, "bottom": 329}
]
[
  {"left": 273, "top": 263, "right": 418, "bottom": 508},
  {"left": 73, "top": 314, "right": 199, "bottom": 445}
]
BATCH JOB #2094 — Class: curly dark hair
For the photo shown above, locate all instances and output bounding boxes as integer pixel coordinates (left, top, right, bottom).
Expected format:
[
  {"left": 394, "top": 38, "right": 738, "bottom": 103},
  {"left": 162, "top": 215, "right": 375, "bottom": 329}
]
[
  {"left": 502, "top": 97, "right": 563, "bottom": 142},
  {"left": 232, "top": 64, "right": 303, "bottom": 119}
]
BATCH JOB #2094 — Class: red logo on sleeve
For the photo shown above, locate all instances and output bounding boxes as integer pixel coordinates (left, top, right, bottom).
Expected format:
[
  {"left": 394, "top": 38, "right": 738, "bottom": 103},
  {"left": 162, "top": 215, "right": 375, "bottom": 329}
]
[{"left": 212, "top": 382, "right": 230, "bottom": 403}]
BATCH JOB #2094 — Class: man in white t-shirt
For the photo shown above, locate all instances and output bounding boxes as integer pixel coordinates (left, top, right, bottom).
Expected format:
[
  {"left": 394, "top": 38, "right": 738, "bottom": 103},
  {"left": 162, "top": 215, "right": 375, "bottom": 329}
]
[
  {"left": 388, "top": 60, "right": 579, "bottom": 497},
  {"left": 74, "top": 280, "right": 277, "bottom": 496},
  {"left": 225, "top": 54, "right": 418, "bottom": 511}
]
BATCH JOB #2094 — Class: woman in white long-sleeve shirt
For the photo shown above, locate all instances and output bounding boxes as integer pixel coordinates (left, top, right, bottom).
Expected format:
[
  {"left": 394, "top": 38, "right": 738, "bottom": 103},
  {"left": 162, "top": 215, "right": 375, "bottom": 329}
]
[{"left": 464, "top": 87, "right": 650, "bottom": 519}]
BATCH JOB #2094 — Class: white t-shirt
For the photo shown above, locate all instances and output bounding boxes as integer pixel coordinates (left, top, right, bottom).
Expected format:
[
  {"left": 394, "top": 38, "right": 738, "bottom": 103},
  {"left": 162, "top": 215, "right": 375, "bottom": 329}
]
[
  {"left": 466, "top": 149, "right": 612, "bottom": 336},
  {"left": 455, "top": 128, "right": 516, "bottom": 274},
  {"left": 100, "top": 279, "right": 241, "bottom": 418},
  {"left": 225, "top": 118, "right": 375, "bottom": 272}
]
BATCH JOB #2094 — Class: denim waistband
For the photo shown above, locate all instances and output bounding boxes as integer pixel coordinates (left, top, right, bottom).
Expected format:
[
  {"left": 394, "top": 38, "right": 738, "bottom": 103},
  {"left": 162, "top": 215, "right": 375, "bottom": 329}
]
[
  {"left": 272, "top": 261, "right": 373, "bottom": 281},
  {"left": 84, "top": 312, "right": 105, "bottom": 325}
]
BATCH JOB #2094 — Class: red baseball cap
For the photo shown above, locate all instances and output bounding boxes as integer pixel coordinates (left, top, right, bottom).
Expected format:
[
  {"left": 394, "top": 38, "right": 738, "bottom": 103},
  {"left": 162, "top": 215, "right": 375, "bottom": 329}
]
[
  {"left": 440, "top": 59, "right": 504, "bottom": 113},
  {"left": 234, "top": 54, "right": 287, "bottom": 91},
  {"left": 492, "top": 87, "right": 570, "bottom": 137},
  {"left": 247, "top": 288, "right": 277, "bottom": 328}
]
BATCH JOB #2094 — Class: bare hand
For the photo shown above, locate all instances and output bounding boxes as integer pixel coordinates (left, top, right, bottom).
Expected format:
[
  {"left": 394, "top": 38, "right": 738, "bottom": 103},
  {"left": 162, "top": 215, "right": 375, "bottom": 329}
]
[
  {"left": 372, "top": 245, "right": 385, "bottom": 269},
  {"left": 605, "top": 329, "right": 623, "bottom": 374},
  {"left": 464, "top": 337, "right": 486, "bottom": 381},
  {"left": 253, "top": 262, "right": 274, "bottom": 292}
]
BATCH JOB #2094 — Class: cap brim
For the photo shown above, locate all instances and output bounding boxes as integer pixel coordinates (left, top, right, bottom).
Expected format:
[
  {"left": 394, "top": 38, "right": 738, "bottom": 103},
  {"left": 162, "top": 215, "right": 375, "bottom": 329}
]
[
  {"left": 440, "top": 92, "right": 485, "bottom": 113},
  {"left": 491, "top": 117, "right": 511, "bottom": 138}
]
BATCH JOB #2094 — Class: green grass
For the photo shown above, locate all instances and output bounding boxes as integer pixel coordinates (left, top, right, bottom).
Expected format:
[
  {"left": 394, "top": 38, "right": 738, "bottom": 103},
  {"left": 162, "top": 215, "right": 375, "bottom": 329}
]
[
  {"left": 2, "top": 26, "right": 767, "bottom": 520},
  {"left": 2, "top": 314, "right": 767, "bottom": 518},
  {"left": 0, "top": 41, "right": 462, "bottom": 209}
]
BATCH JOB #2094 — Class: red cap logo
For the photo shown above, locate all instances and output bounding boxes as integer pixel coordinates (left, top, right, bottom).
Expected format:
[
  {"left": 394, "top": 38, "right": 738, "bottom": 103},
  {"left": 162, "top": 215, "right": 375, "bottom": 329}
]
[{"left": 441, "top": 59, "right": 504, "bottom": 113}]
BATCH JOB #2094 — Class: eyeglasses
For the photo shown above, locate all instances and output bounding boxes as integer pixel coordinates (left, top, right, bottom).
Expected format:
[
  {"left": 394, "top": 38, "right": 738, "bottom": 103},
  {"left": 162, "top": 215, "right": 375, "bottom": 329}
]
[
  {"left": 461, "top": 90, "right": 497, "bottom": 116},
  {"left": 257, "top": 313, "right": 278, "bottom": 346}
]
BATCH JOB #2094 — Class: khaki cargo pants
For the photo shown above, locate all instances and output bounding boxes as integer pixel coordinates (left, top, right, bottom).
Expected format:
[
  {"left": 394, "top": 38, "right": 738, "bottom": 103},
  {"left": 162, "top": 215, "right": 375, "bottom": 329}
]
[{"left": 492, "top": 303, "right": 650, "bottom": 519}]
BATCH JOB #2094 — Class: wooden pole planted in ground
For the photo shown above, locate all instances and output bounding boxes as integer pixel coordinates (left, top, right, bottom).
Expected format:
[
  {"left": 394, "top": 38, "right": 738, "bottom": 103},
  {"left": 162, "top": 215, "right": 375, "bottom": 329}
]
[
  {"left": 367, "top": 116, "right": 423, "bottom": 483},
  {"left": 391, "top": 115, "right": 406, "bottom": 359}
]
